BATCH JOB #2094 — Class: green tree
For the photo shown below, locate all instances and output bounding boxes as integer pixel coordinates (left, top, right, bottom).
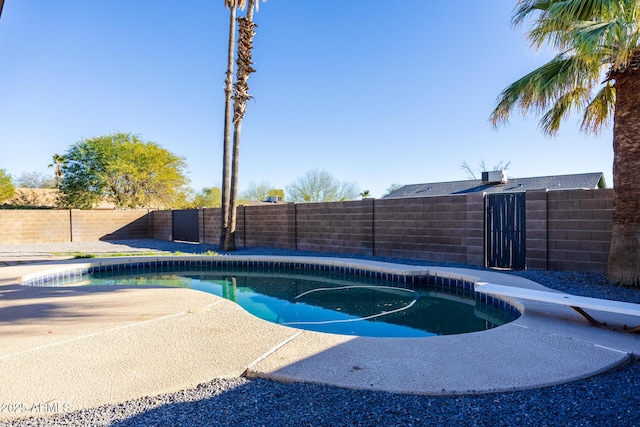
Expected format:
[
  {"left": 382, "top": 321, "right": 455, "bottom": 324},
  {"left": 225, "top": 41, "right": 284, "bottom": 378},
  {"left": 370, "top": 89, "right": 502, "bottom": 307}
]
[
  {"left": 15, "top": 171, "right": 56, "bottom": 188},
  {"left": 0, "top": 169, "right": 15, "bottom": 203},
  {"left": 193, "top": 186, "right": 222, "bottom": 208},
  {"left": 286, "top": 169, "right": 360, "bottom": 203},
  {"left": 490, "top": 0, "right": 640, "bottom": 285},
  {"left": 58, "top": 132, "right": 189, "bottom": 209},
  {"left": 167, "top": 188, "right": 199, "bottom": 209}
]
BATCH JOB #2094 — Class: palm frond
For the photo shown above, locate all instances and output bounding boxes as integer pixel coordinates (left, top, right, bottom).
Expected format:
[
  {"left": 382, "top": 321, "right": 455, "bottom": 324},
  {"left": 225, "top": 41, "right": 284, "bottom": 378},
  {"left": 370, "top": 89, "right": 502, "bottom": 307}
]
[
  {"left": 540, "top": 86, "right": 591, "bottom": 134},
  {"left": 514, "top": 0, "right": 624, "bottom": 50},
  {"left": 513, "top": 0, "right": 555, "bottom": 27},
  {"left": 581, "top": 82, "right": 615, "bottom": 133},
  {"left": 548, "top": 0, "right": 611, "bottom": 22},
  {"left": 572, "top": 19, "right": 616, "bottom": 45},
  {"left": 495, "top": 0, "right": 637, "bottom": 135},
  {"left": 490, "top": 53, "right": 599, "bottom": 130},
  {"left": 610, "top": 21, "right": 640, "bottom": 72},
  {"left": 572, "top": 17, "right": 640, "bottom": 71},
  {"left": 515, "top": 0, "right": 616, "bottom": 25}
]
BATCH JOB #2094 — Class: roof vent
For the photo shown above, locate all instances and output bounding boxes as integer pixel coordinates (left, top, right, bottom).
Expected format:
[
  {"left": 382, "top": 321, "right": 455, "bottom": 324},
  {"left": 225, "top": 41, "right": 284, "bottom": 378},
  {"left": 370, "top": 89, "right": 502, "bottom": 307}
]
[{"left": 481, "top": 170, "right": 507, "bottom": 184}]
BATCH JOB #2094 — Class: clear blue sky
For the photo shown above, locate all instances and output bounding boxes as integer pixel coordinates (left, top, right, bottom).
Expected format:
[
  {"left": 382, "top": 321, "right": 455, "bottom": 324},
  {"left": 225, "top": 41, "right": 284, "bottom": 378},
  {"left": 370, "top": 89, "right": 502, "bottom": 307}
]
[{"left": 0, "top": 1, "right": 613, "bottom": 198}]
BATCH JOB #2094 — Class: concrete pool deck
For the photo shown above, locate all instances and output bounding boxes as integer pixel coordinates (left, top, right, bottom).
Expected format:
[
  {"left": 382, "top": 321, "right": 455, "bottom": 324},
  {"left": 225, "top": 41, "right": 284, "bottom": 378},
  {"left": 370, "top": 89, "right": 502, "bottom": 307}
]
[{"left": 1, "top": 252, "right": 640, "bottom": 421}]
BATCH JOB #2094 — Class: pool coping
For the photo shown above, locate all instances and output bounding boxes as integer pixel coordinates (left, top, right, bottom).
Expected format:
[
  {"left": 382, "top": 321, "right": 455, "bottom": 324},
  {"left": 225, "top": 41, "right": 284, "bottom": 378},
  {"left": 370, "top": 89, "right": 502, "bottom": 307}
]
[{"left": 1, "top": 256, "right": 640, "bottom": 420}]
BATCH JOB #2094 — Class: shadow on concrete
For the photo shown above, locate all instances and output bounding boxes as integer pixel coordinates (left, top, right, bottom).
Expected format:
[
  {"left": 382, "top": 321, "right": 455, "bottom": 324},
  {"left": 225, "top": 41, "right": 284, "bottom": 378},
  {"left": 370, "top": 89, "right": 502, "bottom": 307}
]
[{"left": 0, "top": 284, "right": 167, "bottom": 324}]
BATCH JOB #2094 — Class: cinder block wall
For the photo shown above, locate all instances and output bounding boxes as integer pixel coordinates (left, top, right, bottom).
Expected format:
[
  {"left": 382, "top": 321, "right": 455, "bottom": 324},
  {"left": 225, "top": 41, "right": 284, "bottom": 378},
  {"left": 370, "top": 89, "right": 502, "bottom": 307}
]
[
  {"left": 373, "top": 195, "right": 475, "bottom": 263},
  {"left": 465, "top": 193, "right": 486, "bottom": 266},
  {"left": 546, "top": 189, "right": 613, "bottom": 273},
  {"left": 201, "top": 196, "right": 483, "bottom": 265},
  {"left": 0, "top": 210, "right": 71, "bottom": 244},
  {"left": 202, "top": 208, "right": 222, "bottom": 245},
  {"left": 152, "top": 210, "right": 173, "bottom": 241},
  {"left": 70, "top": 210, "right": 152, "bottom": 241},
  {"left": 525, "top": 190, "right": 549, "bottom": 270},
  {"left": 0, "top": 189, "right": 616, "bottom": 274},
  {"left": 0, "top": 209, "right": 152, "bottom": 243},
  {"left": 296, "top": 200, "right": 374, "bottom": 255},
  {"left": 236, "top": 204, "right": 296, "bottom": 249}
]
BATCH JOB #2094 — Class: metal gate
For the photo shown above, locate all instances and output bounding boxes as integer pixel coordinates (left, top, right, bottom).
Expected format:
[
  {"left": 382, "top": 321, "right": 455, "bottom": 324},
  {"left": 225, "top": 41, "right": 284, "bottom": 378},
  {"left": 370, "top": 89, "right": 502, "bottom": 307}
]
[
  {"left": 172, "top": 209, "right": 199, "bottom": 242},
  {"left": 485, "top": 193, "right": 526, "bottom": 270}
]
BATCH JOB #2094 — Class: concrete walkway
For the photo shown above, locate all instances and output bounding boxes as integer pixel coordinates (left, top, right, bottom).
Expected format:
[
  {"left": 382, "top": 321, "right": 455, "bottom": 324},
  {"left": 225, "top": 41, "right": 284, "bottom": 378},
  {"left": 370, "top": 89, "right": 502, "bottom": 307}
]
[{"left": 1, "top": 248, "right": 639, "bottom": 421}]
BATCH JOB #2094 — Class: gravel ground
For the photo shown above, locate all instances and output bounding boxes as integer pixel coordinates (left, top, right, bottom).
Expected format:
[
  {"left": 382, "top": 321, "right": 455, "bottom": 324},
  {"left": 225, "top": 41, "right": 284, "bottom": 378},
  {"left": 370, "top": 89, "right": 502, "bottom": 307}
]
[{"left": 1, "top": 239, "right": 640, "bottom": 427}]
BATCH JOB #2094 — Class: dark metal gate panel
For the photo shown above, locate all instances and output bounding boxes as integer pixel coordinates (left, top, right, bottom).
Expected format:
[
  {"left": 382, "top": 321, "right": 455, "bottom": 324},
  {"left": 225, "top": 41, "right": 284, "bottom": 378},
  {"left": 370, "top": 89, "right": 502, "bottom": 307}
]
[
  {"left": 486, "top": 193, "right": 526, "bottom": 270},
  {"left": 172, "top": 209, "right": 199, "bottom": 242}
]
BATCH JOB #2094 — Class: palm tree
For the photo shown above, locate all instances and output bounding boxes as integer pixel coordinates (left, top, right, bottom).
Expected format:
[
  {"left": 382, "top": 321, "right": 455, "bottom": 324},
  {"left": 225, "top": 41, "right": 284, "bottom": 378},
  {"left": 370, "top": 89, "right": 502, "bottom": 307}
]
[
  {"left": 223, "top": 0, "right": 263, "bottom": 250},
  {"left": 48, "top": 153, "right": 67, "bottom": 189},
  {"left": 220, "top": 0, "right": 246, "bottom": 248},
  {"left": 490, "top": 0, "right": 640, "bottom": 286}
]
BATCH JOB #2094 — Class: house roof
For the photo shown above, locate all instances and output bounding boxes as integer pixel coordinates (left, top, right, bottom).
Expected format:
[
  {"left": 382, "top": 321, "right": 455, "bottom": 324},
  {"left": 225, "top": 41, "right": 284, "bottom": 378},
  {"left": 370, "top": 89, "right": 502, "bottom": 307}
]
[
  {"left": 7, "top": 188, "right": 60, "bottom": 207},
  {"left": 383, "top": 172, "right": 606, "bottom": 199}
]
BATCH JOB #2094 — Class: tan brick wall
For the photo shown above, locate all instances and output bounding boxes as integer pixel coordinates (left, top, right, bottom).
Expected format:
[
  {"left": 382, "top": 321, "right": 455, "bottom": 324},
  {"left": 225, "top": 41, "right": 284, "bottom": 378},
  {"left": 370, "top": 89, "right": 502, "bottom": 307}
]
[
  {"left": 0, "top": 210, "right": 71, "bottom": 244},
  {"left": 0, "top": 210, "right": 153, "bottom": 244},
  {"left": 71, "top": 210, "right": 152, "bottom": 241}
]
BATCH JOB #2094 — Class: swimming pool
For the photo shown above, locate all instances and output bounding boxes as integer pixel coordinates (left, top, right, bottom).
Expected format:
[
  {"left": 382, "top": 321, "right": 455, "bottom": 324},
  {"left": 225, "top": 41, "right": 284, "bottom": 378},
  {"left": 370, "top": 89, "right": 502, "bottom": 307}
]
[{"left": 47, "top": 259, "right": 520, "bottom": 338}]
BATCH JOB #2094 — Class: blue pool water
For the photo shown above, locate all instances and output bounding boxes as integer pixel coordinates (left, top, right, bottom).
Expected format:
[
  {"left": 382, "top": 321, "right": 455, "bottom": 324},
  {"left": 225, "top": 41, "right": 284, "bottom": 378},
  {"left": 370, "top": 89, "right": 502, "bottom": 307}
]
[{"left": 80, "top": 266, "right": 518, "bottom": 338}]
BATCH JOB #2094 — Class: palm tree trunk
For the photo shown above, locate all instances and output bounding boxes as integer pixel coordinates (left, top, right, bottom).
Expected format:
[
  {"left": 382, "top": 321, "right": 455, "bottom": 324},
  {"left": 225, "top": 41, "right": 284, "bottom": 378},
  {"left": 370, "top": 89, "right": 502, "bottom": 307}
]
[
  {"left": 220, "top": 2, "right": 238, "bottom": 248},
  {"left": 223, "top": 0, "right": 257, "bottom": 251},
  {"left": 607, "top": 70, "right": 640, "bottom": 285}
]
